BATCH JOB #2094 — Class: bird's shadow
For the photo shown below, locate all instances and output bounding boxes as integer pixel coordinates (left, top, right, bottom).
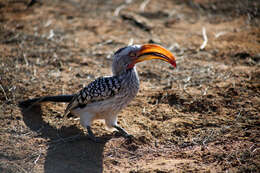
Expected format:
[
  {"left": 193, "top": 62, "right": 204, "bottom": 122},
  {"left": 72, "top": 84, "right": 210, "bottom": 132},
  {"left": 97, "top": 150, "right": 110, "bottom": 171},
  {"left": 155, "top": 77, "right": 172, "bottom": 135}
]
[{"left": 20, "top": 104, "right": 109, "bottom": 173}]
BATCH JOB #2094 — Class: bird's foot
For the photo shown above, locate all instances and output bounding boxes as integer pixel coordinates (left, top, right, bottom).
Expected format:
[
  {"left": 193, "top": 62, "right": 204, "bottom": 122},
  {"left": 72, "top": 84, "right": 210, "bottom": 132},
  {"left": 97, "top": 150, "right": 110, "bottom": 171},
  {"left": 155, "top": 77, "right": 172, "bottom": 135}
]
[
  {"left": 86, "top": 126, "right": 105, "bottom": 143},
  {"left": 113, "top": 125, "right": 133, "bottom": 139}
]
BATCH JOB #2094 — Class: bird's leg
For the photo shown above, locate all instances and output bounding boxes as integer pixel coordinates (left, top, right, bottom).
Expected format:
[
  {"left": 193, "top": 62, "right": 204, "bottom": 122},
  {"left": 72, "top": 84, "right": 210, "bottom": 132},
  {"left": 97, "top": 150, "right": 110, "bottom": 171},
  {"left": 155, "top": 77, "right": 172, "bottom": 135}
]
[
  {"left": 86, "top": 126, "right": 103, "bottom": 143},
  {"left": 113, "top": 125, "right": 133, "bottom": 138}
]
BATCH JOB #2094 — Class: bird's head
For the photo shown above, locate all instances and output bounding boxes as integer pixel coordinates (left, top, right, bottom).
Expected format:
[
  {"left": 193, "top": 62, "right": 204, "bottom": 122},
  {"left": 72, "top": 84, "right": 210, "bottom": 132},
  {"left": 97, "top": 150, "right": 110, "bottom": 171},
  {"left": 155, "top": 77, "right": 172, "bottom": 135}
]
[{"left": 112, "top": 44, "right": 176, "bottom": 75}]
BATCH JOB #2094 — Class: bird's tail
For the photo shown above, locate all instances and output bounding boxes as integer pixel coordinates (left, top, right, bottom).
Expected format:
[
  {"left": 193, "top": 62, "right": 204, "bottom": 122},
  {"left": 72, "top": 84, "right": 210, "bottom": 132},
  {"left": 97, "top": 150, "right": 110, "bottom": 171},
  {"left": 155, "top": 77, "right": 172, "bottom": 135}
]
[{"left": 19, "top": 95, "right": 75, "bottom": 107}]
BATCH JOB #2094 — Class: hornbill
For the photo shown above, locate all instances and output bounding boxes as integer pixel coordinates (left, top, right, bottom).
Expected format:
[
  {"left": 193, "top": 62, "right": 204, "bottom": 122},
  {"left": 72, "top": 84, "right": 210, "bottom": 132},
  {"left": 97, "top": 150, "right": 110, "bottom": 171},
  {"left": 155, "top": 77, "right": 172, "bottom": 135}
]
[{"left": 20, "top": 44, "right": 176, "bottom": 142}]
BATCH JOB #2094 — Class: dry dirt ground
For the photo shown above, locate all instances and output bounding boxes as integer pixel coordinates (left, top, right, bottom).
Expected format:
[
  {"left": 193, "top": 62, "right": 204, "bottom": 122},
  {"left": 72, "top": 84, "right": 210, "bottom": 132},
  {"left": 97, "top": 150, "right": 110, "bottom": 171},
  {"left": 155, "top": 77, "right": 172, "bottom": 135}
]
[{"left": 0, "top": 0, "right": 260, "bottom": 172}]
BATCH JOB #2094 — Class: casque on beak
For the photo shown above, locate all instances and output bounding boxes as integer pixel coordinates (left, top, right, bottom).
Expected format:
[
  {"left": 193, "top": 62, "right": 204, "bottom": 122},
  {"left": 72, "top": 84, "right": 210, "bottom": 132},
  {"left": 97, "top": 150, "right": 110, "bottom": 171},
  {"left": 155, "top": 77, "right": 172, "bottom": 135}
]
[{"left": 127, "top": 44, "right": 177, "bottom": 69}]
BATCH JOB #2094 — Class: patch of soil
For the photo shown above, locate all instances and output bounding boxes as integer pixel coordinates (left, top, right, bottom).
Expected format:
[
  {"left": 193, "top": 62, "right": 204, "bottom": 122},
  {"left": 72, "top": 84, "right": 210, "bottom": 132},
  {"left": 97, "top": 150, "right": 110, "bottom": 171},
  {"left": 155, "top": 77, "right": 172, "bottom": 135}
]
[{"left": 0, "top": 0, "right": 259, "bottom": 172}]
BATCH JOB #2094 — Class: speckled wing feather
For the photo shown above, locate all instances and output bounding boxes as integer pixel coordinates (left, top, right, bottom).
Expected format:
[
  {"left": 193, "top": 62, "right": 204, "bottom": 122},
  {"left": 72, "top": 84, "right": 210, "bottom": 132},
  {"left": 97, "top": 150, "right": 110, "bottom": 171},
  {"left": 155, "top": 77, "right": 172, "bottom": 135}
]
[{"left": 64, "top": 76, "right": 122, "bottom": 116}]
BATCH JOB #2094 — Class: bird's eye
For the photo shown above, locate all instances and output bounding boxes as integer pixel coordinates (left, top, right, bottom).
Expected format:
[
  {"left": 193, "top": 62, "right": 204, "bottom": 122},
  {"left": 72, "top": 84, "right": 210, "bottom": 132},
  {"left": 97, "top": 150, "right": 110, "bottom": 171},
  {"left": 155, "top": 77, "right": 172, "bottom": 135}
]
[{"left": 129, "top": 52, "right": 137, "bottom": 57}]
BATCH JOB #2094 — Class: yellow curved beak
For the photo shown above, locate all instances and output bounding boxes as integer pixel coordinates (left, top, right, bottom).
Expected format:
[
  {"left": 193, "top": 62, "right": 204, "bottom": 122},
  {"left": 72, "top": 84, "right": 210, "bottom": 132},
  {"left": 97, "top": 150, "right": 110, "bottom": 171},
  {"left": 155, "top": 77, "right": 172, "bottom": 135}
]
[{"left": 129, "top": 44, "right": 176, "bottom": 68}]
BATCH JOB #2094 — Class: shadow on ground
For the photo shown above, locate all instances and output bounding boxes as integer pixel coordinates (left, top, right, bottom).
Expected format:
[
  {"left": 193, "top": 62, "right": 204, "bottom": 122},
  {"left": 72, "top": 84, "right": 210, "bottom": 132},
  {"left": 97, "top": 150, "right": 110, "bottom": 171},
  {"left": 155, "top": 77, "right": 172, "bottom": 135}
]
[{"left": 20, "top": 104, "right": 106, "bottom": 173}]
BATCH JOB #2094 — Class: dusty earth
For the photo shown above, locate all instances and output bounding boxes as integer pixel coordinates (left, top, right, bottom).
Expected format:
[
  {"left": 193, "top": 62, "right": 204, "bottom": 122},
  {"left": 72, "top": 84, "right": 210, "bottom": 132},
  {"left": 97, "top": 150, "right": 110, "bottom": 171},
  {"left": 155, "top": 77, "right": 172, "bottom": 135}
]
[{"left": 0, "top": 0, "right": 260, "bottom": 172}]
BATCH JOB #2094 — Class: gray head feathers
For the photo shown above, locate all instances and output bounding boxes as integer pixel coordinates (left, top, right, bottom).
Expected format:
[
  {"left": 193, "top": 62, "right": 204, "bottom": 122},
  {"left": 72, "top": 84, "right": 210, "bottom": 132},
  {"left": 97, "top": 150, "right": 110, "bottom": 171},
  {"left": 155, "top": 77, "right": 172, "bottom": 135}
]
[{"left": 112, "top": 45, "right": 141, "bottom": 75}]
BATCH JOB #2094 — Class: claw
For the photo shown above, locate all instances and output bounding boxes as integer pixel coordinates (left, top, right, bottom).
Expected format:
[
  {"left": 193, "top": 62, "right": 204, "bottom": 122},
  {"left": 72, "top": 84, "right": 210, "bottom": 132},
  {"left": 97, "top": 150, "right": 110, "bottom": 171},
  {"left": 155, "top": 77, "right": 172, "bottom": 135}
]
[{"left": 113, "top": 125, "right": 133, "bottom": 139}]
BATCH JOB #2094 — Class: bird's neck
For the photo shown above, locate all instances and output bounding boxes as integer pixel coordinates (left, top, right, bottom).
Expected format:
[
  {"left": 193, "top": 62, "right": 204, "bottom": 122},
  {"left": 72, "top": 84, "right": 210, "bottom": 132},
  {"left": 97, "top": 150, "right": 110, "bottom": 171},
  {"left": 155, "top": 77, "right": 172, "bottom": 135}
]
[
  {"left": 118, "top": 67, "right": 140, "bottom": 93},
  {"left": 118, "top": 67, "right": 139, "bottom": 82}
]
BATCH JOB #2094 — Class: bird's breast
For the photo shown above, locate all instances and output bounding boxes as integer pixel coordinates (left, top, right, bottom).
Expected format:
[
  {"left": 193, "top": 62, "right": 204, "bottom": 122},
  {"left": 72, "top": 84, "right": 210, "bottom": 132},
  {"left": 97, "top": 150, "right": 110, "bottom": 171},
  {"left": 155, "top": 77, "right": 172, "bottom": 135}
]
[{"left": 117, "top": 68, "right": 140, "bottom": 108}]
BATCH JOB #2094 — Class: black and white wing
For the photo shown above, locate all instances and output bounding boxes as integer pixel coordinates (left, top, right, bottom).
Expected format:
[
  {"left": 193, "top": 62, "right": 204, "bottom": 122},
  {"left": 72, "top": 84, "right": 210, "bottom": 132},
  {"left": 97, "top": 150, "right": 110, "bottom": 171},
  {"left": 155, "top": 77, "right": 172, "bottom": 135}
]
[{"left": 64, "top": 76, "right": 122, "bottom": 116}]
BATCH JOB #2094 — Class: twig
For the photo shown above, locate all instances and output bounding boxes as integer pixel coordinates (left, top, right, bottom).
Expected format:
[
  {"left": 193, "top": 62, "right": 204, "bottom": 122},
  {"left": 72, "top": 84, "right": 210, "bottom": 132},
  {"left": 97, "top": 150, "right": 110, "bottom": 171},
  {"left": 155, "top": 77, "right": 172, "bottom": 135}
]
[
  {"left": 172, "top": 109, "right": 180, "bottom": 115},
  {"left": 47, "top": 29, "right": 54, "bottom": 39},
  {"left": 114, "top": 4, "right": 126, "bottom": 16},
  {"left": 215, "top": 31, "right": 226, "bottom": 38},
  {"left": 33, "top": 66, "right": 37, "bottom": 77},
  {"left": 62, "top": 85, "right": 65, "bottom": 95},
  {"left": 0, "top": 84, "right": 9, "bottom": 101},
  {"left": 182, "top": 87, "right": 193, "bottom": 98},
  {"left": 236, "top": 151, "right": 242, "bottom": 165},
  {"left": 168, "top": 43, "right": 179, "bottom": 51},
  {"left": 252, "top": 148, "right": 260, "bottom": 153},
  {"left": 140, "top": 0, "right": 150, "bottom": 12},
  {"left": 142, "top": 107, "right": 146, "bottom": 113},
  {"left": 249, "top": 144, "right": 255, "bottom": 151},
  {"left": 200, "top": 27, "right": 208, "bottom": 50},
  {"left": 34, "top": 153, "right": 41, "bottom": 164},
  {"left": 49, "top": 134, "right": 81, "bottom": 144},
  {"left": 125, "top": 0, "right": 132, "bottom": 3},
  {"left": 128, "top": 38, "right": 134, "bottom": 45},
  {"left": 23, "top": 53, "right": 29, "bottom": 66},
  {"left": 203, "top": 86, "right": 209, "bottom": 95},
  {"left": 44, "top": 20, "right": 52, "bottom": 27},
  {"left": 12, "top": 162, "right": 28, "bottom": 173},
  {"left": 114, "top": 0, "right": 133, "bottom": 16}
]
